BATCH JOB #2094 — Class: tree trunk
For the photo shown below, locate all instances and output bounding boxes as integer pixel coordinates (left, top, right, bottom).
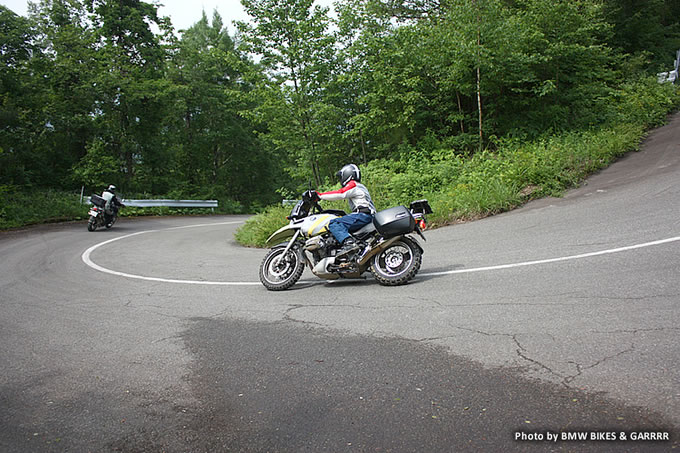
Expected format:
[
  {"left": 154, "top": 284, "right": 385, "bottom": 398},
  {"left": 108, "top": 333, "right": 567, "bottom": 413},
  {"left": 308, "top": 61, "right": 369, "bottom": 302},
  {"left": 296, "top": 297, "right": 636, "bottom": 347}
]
[
  {"left": 476, "top": 5, "right": 483, "bottom": 152},
  {"left": 477, "top": 66, "right": 482, "bottom": 151},
  {"left": 456, "top": 92, "right": 465, "bottom": 134}
]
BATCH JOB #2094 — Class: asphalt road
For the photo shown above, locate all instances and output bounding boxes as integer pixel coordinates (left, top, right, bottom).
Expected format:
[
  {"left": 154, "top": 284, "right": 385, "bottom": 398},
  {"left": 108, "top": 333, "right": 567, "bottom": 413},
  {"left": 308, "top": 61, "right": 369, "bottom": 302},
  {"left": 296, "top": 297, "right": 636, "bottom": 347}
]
[{"left": 2, "top": 115, "right": 680, "bottom": 452}]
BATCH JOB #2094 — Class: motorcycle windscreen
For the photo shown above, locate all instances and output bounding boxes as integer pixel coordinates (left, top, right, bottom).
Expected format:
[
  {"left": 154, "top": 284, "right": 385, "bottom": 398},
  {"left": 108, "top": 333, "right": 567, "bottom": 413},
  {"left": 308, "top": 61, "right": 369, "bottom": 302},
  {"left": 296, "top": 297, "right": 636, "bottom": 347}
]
[{"left": 373, "top": 206, "right": 415, "bottom": 238}]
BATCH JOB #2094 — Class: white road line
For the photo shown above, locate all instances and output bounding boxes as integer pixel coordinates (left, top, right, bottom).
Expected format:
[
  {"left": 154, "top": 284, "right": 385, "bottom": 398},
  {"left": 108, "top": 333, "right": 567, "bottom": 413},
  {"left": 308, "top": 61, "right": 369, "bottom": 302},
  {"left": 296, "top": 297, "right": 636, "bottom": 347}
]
[
  {"left": 81, "top": 221, "right": 260, "bottom": 286},
  {"left": 82, "top": 221, "right": 680, "bottom": 285},
  {"left": 419, "top": 236, "right": 680, "bottom": 277}
]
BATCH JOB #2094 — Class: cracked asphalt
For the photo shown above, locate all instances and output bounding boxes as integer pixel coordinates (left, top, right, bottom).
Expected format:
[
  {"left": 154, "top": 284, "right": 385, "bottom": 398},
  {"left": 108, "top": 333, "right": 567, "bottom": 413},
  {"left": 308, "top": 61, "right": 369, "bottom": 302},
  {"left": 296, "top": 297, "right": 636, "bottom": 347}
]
[{"left": 2, "top": 114, "right": 680, "bottom": 451}]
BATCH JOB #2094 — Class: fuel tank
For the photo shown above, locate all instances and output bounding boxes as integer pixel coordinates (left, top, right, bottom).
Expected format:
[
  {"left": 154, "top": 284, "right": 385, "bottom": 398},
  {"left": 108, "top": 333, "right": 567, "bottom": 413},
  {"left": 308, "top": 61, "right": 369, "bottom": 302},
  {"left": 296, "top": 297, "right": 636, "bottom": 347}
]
[{"left": 299, "top": 213, "right": 339, "bottom": 238}]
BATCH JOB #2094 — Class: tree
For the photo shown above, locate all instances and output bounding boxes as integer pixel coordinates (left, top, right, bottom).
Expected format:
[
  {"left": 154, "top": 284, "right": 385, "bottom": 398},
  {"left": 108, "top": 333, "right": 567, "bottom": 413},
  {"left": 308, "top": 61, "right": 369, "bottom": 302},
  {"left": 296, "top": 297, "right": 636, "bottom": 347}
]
[
  {"left": 166, "top": 10, "right": 274, "bottom": 203},
  {"left": 86, "top": 0, "right": 173, "bottom": 192},
  {"left": 238, "top": 0, "right": 338, "bottom": 186},
  {"left": 0, "top": 6, "right": 36, "bottom": 186},
  {"left": 602, "top": 0, "right": 680, "bottom": 70}
]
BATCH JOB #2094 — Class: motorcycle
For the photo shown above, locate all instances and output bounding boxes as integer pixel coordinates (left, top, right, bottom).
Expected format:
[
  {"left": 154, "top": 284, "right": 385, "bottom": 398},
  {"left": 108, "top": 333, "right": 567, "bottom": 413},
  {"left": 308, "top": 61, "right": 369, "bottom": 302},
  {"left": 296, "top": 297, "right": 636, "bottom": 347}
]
[
  {"left": 87, "top": 194, "right": 123, "bottom": 231},
  {"left": 259, "top": 193, "right": 433, "bottom": 291}
]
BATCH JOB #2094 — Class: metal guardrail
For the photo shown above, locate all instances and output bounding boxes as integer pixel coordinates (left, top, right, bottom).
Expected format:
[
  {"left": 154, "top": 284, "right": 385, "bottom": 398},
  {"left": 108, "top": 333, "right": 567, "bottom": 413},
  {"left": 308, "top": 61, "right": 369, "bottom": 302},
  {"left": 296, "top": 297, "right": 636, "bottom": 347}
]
[
  {"left": 658, "top": 49, "right": 679, "bottom": 84},
  {"left": 85, "top": 197, "right": 218, "bottom": 210},
  {"left": 121, "top": 199, "right": 218, "bottom": 208}
]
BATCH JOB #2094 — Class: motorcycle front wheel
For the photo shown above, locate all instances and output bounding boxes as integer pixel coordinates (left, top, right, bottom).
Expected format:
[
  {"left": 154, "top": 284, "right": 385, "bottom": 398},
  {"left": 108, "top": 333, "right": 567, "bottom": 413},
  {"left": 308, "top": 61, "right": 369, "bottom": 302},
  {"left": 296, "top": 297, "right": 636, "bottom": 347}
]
[
  {"left": 259, "top": 246, "right": 305, "bottom": 291},
  {"left": 370, "top": 236, "right": 422, "bottom": 286},
  {"left": 87, "top": 216, "right": 97, "bottom": 232}
]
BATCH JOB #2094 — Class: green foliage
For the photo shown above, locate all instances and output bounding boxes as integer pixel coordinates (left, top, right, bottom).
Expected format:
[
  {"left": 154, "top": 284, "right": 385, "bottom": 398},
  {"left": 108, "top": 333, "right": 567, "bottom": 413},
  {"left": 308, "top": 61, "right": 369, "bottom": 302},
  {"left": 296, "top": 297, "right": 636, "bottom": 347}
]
[
  {"left": 613, "top": 77, "right": 680, "bottom": 127},
  {"left": 602, "top": 0, "right": 680, "bottom": 70},
  {"left": 71, "top": 139, "right": 121, "bottom": 189},
  {"left": 2, "top": 0, "right": 680, "bottom": 232},
  {"left": 0, "top": 187, "right": 86, "bottom": 229},
  {"left": 235, "top": 75, "right": 680, "bottom": 247},
  {"left": 165, "top": 10, "right": 276, "bottom": 205},
  {"left": 234, "top": 204, "right": 290, "bottom": 247},
  {"left": 237, "top": 0, "right": 340, "bottom": 186}
]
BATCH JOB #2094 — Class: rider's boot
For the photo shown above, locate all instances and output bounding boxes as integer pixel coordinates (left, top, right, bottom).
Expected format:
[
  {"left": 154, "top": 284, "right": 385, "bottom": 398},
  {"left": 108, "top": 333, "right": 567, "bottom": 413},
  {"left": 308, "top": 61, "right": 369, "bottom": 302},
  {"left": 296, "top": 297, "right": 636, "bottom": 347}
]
[{"left": 336, "top": 237, "right": 360, "bottom": 257}]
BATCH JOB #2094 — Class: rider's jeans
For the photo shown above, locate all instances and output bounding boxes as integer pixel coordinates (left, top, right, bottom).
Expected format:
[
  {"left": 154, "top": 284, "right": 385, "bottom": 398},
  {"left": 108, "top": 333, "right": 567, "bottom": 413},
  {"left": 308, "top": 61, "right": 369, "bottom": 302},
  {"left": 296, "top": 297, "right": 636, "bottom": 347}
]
[{"left": 328, "top": 212, "right": 373, "bottom": 244}]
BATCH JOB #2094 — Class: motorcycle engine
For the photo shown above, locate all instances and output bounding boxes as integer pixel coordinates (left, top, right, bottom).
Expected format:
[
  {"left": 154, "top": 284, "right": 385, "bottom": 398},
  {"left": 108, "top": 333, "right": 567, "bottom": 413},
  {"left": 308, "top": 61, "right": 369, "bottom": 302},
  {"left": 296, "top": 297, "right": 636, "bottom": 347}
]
[
  {"left": 304, "top": 234, "right": 340, "bottom": 262},
  {"left": 303, "top": 236, "right": 325, "bottom": 251}
]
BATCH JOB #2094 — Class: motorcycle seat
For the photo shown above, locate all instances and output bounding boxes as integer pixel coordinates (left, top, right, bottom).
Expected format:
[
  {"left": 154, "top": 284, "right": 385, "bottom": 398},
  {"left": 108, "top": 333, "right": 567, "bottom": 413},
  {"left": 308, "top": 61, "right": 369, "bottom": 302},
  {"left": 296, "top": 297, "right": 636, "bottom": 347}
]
[{"left": 352, "top": 221, "right": 376, "bottom": 239}]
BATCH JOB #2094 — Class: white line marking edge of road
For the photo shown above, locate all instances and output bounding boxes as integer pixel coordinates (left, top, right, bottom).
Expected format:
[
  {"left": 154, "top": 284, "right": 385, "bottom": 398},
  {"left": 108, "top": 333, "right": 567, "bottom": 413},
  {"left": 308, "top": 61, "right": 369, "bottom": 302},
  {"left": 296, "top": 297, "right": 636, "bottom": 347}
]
[
  {"left": 81, "top": 221, "right": 260, "bottom": 286},
  {"left": 419, "top": 236, "right": 680, "bottom": 277},
  {"left": 82, "top": 221, "right": 680, "bottom": 286}
]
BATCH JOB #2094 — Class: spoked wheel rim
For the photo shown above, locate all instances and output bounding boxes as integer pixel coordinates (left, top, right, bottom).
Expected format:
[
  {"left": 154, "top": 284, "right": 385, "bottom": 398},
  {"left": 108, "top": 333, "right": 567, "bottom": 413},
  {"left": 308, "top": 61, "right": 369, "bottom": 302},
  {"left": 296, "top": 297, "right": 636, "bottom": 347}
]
[
  {"left": 373, "top": 242, "right": 414, "bottom": 278},
  {"left": 260, "top": 247, "right": 304, "bottom": 290}
]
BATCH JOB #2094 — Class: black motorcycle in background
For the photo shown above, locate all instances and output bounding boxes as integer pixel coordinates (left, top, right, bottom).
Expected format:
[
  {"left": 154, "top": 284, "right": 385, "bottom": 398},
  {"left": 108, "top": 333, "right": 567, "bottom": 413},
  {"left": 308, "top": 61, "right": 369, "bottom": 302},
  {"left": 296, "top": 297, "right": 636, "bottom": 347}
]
[{"left": 87, "top": 194, "right": 124, "bottom": 231}]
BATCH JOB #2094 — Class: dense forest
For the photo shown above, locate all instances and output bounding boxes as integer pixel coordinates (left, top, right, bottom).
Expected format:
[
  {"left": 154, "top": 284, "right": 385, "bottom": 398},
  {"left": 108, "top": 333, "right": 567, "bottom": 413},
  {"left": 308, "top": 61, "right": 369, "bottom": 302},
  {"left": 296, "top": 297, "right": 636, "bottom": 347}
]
[{"left": 1, "top": 0, "right": 679, "bottom": 220}]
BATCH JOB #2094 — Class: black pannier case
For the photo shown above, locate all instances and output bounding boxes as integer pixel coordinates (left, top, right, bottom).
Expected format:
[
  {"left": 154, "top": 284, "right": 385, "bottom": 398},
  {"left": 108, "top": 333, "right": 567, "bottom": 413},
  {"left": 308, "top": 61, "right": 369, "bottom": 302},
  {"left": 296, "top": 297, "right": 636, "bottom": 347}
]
[
  {"left": 90, "top": 194, "right": 107, "bottom": 208},
  {"left": 373, "top": 206, "right": 415, "bottom": 238}
]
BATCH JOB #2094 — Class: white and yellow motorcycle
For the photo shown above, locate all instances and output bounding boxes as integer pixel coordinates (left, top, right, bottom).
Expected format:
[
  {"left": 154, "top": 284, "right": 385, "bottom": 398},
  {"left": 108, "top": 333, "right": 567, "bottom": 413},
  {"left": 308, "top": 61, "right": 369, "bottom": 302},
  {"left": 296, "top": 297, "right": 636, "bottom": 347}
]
[{"left": 259, "top": 192, "right": 432, "bottom": 291}]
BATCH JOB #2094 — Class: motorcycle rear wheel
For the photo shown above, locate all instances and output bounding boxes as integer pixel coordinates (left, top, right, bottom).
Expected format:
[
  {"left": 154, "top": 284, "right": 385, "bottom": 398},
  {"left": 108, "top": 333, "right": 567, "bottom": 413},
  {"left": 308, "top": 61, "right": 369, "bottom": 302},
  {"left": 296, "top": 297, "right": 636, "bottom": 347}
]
[
  {"left": 370, "top": 236, "right": 422, "bottom": 286},
  {"left": 259, "top": 246, "right": 305, "bottom": 291},
  {"left": 87, "top": 217, "right": 97, "bottom": 232}
]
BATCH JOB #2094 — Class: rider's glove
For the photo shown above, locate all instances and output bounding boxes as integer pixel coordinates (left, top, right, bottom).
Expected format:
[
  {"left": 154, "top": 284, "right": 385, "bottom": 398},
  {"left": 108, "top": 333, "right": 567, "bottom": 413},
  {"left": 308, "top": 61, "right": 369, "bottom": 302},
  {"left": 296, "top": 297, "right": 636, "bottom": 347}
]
[{"left": 303, "top": 190, "right": 320, "bottom": 203}]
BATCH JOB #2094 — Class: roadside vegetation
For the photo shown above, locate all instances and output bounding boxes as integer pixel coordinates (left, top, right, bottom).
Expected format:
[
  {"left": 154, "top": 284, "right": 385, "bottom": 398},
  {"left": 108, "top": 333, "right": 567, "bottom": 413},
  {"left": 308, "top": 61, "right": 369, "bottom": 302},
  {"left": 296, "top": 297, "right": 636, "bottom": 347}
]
[
  {"left": 235, "top": 78, "right": 680, "bottom": 247},
  {"left": 1, "top": 0, "right": 679, "bottom": 235},
  {"left": 0, "top": 188, "right": 243, "bottom": 230}
]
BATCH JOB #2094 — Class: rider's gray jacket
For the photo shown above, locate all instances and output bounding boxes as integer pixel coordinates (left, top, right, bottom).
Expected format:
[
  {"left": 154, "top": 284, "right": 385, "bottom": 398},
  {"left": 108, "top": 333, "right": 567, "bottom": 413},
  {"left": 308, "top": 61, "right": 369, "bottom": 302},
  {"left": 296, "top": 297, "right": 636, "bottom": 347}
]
[{"left": 318, "top": 180, "right": 376, "bottom": 215}]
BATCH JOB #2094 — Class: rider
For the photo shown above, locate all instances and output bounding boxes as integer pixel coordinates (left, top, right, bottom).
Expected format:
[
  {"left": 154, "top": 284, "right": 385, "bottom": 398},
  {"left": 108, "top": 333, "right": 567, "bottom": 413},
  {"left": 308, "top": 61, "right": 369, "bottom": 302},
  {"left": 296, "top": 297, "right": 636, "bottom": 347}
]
[
  {"left": 314, "top": 163, "right": 376, "bottom": 257},
  {"left": 101, "top": 184, "right": 124, "bottom": 227}
]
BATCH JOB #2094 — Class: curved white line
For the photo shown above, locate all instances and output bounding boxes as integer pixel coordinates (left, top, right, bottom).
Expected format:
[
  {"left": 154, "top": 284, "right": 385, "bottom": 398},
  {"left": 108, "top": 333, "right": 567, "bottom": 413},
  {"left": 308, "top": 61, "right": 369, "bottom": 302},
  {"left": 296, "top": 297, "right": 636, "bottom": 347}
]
[
  {"left": 82, "top": 221, "right": 680, "bottom": 285},
  {"left": 82, "top": 221, "right": 260, "bottom": 286},
  {"left": 419, "top": 236, "right": 680, "bottom": 277}
]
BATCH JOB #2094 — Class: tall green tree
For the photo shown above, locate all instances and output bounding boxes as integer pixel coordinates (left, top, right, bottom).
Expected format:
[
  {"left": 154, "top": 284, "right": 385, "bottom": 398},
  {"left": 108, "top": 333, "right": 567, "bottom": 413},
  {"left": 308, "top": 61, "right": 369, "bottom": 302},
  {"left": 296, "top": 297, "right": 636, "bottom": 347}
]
[
  {"left": 238, "top": 0, "right": 338, "bottom": 186},
  {"left": 166, "top": 10, "right": 274, "bottom": 204},
  {"left": 1, "top": 0, "right": 102, "bottom": 188},
  {"left": 336, "top": 0, "right": 617, "bottom": 156},
  {"left": 31, "top": 0, "right": 102, "bottom": 187},
  {"left": 85, "top": 0, "right": 173, "bottom": 192},
  {"left": 602, "top": 0, "right": 680, "bottom": 69},
  {"left": 0, "top": 6, "right": 36, "bottom": 186},
  {"left": 503, "top": 0, "right": 615, "bottom": 133}
]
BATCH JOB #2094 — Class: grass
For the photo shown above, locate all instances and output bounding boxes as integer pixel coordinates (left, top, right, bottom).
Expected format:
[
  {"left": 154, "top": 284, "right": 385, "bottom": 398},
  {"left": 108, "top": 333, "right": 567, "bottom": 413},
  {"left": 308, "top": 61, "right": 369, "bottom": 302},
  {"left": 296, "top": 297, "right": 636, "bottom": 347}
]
[
  {"left": 0, "top": 188, "right": 88, "bottom": 229},
  {"left": 234, "top": 204, "right": 291, "bottom": 247},
  {"left": 0, "top": 188, "right": 237, "bottom": 230},
  {"left": 235, "top": 77, "right": 680, "bottom": 247},
  {"left": 232, "top": 120, "right": 656, "bottom": 248},
  {"left": 0, "top": 121, "right": 662, "bottom": 236}
]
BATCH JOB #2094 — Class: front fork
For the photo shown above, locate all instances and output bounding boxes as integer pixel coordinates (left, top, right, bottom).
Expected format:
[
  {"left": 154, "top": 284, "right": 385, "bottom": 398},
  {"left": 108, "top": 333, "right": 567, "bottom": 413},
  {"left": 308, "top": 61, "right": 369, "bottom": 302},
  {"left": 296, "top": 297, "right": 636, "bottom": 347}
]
[
  {"left": 276, "top": 230, "right": 313, "bottom": 270},
  {"left": 282, "top": 230, "right": 301, "bottom": 255}
]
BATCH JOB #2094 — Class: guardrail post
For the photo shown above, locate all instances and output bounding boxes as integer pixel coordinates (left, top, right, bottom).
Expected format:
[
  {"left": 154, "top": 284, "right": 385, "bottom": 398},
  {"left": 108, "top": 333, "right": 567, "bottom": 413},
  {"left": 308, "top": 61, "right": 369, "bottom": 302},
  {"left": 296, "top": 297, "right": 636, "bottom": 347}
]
[{"left": 658, "top": 49, "right": 680, "bottom": 84}]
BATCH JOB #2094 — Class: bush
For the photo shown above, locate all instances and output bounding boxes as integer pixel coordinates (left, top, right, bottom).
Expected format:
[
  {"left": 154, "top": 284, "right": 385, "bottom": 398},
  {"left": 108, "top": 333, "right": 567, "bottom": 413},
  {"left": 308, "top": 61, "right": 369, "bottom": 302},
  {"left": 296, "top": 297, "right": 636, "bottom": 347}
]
[
  {"left": 0, "top": 188, "right": 248, "bottom": 230},
  {"left": 613, "top": 77, "right": 680, "bottom": 127},
  {"left": 234, "top": 204, "right": 290, "bottom": 247},
  {"left": 0, "top": 188, "right": 86, "bottom": 229},
  {"left": 234, "top": 75, "right": 678, "bottom": 248}
]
